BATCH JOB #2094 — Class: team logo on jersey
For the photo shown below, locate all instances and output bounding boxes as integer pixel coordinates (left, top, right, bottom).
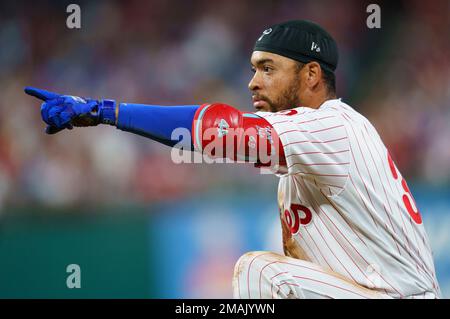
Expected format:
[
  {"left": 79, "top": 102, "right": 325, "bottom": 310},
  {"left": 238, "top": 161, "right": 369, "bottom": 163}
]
[{"left": 284, "top": 203, "right": 313, "bottom": 235}]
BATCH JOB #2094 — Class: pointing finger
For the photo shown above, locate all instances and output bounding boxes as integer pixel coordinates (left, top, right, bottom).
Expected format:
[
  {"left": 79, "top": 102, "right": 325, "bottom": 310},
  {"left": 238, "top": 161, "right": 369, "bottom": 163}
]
[{"left": 24, "top": 86, "right": 60, "bottom": 102}]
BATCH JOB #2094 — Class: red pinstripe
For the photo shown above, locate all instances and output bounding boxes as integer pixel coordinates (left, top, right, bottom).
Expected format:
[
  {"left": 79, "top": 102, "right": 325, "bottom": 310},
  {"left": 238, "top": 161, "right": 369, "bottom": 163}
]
[
  {"left": 246, "top": 252, "right": 271, "bottom": 298},
  {"left": 325, "top": 106, "right": 341, "bottom": 112},
  {"left": 344, "top": 114, "right": 378, "bottom": 199},
  {"left": 341, "top": 114, "right": 378, "bottom": 228},
  {"left": 286, "top": 171, "right": 348, "bottom": 178},
  {"left": 283, "top": 215, "right": 323, "bottom": 266},
  {"left": 317, "top": 188, "right": 397, "bottom": 296},
  {"left": 293, "top": 276, "right": 370, "bottom": 298},
  {"left": 349, "top": 175, "right": 378, "bottom": 227},
  {"left": 321, "top": 115, "right": 407, "bottom": 295},
  {"left": 288, "top": 161, "right": 350, "bottom": 168},
  {"left": 321, "top": 183, "right": 344, "bottom": 189},
  {"left": 345, "top": 115, "right": 402, "bottom": 256},
  {"left": 304, "top": 226, "right": 333, "bottom": 269},
  {"left": 254, "top": 256, "right": 378, "bottom": 299},
  {"left": 277, "top": 280, "right": 299, "bottom": 287},
  {"left": 294, "top": 177, "right": 360, "bottom": 283},
  {"left": 286, "top": 149, "right": 350, "bottom": 158},
  {"left": 271, "top": 120, "right": 292, "bottom": 125},
  {"left": 424, "top": 241, "right": 438, "bottom": 285},
  {"left": 365, "top": 124, "right": 434, "bottom": 280},
  {"left": 293, "top": 179, "right": 345, "bottom": 269},
  {"left": 297, "top": 115, "right": 336, "bottom": 125},
  {"left": 270, "top": 272, "right": 289, "bottom": 299},
  {"left": 277, "top": 281, "right": 299, "bottom": 293},
  {"left": 278, "top": 125, "right": 345, "bottom": 137},
  {"left": 267, "top": 265, "right": 281, "bottom": 298},
  {"left": 290, "top": 180, "right": 335, "bottom": 270},
  {"left": 317, "top": 188, "right": 387, "bottom": 296},
  {"left": 361, "top": 123, "right": 418, "bottom": 263},
  {"left": 310, "top": 137, "right": 348, "bottom": 144},
  {"left": 376, "top": 147, "right": 432, "bottom": 276},
  {"left": 296, "top": 175, "right": 378, "bottom": 288},
  {"left": 414, "top": 221, "right": 431, "bottom": 260},
  {"left": 310, "top": 124, "right": 345, "bottom": 134},
  {"left": 278, "top": 129, "right": 308, "bottom": 135},
  {"left": 283, "top": 136, "right": 348, "bottom": 147},
  {"left": 341, "top": 112, "right": 352, "bottom": 122},
  {"left": 396, "top": 183, "right": 428, "bottom": 272},
  {"left": 264, "top": 260, "right": 360, "bottom": 298},
  {"left": 260, "top": 263, "right": 283, "bottom": 298}
]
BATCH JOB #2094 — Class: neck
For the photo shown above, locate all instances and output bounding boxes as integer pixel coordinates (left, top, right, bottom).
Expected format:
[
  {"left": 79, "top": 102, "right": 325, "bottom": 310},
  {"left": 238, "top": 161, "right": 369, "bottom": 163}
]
[{"left": 303, "top": 92, "right": 337, "bottom": 109}]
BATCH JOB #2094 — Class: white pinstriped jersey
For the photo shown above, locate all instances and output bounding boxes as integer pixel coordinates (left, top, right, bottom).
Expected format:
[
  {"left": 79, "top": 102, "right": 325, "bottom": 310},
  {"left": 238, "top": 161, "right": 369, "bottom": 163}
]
[{"left": 256, "top": 98, "right": 441, "bottom": 298}]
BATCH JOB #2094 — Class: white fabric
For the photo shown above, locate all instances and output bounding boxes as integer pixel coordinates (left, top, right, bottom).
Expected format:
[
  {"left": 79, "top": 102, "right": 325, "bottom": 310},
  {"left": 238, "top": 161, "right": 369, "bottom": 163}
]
[{"left": 248, "top": 99, "right": 440, "bottom": 299}]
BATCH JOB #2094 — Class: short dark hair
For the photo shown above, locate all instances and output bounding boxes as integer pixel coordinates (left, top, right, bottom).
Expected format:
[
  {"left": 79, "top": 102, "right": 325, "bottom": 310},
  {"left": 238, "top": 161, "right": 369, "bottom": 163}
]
[
  {"left": 295, "top": 61, "right": 336, "bottom": 95},
  {"left": 322, "top": 68, "right": 336, "bottom": 95}
]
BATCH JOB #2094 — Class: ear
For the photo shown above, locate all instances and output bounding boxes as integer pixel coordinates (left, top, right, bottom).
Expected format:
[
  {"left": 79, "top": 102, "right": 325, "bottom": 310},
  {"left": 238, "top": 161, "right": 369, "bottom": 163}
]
[{"left": 305, "top": 62, "right": 322, "bottom": 89}]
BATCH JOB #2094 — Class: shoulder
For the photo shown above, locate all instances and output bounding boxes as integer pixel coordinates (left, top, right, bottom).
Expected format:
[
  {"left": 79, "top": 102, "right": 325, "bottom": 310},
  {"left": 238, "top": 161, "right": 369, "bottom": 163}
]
[
  {"left": 256, "top": 99, "right": 349, "bottom": 130},
  {"left": 319, "top": 98, "right": 355, "bottom": 118},
  {"left": 328, "top": 100, "right": 377, "bottom": 133}
]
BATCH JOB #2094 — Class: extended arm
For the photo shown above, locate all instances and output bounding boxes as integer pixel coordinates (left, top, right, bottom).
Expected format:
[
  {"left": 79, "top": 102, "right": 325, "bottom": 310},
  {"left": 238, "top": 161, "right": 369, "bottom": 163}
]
[{"left": 24, "top": 87, "right": 285, "bottom": 167}]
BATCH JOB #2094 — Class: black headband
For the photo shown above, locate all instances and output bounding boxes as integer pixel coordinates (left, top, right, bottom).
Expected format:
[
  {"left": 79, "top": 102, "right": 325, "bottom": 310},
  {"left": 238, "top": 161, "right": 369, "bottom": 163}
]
[{"left": 253, "top": 20, "right": 338, "bottom": 72}]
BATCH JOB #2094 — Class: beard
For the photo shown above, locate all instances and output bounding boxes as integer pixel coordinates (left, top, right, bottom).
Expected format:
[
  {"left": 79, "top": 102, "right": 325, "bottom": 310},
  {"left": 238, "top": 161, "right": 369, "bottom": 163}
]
[{"left": 259, "top": 79, "right": 302, "bottom": 113}]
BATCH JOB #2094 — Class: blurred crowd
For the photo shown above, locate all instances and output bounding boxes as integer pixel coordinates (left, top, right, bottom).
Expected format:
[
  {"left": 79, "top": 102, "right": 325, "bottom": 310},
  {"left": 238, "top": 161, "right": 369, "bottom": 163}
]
[{"left": 0, "top": 0, "right": 449, "bottom": 210}]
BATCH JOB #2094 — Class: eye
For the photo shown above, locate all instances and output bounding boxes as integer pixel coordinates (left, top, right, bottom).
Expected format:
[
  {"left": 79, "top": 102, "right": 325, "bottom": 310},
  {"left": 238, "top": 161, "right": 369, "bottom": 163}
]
[
  {"left": 263, "top": 66, "right": 272, "bottom": 73},
  {"left": 251, "top": 67, "right": 256, "bottom": 73}
]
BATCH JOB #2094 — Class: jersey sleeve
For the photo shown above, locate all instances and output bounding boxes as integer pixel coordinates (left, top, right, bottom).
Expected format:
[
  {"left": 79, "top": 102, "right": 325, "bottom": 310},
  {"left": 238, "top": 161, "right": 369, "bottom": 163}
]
[
  {"left": 256, "top": 107, "right": 350, "bottom": 195},
  {"left": 192, "top": 103, "right": 286, "bottom": 168}
]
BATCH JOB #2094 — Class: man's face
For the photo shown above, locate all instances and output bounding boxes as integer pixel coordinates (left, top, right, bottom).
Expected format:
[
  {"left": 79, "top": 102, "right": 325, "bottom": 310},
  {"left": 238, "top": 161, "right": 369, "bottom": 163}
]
[{"left": 249, "top": 51, "right": 304, "bottom": 112}]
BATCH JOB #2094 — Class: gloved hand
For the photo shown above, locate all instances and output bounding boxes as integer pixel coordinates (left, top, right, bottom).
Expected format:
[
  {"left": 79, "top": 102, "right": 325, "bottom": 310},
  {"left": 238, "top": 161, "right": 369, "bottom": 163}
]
[{"left": 24, "top": 86, "right": 116, "bottom": 134}]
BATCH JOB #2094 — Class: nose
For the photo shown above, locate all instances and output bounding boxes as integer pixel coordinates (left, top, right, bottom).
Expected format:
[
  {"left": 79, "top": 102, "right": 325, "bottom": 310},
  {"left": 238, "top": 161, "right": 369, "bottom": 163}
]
[{"left": 248, "top": 72, "right": 260, "bottom": 92}]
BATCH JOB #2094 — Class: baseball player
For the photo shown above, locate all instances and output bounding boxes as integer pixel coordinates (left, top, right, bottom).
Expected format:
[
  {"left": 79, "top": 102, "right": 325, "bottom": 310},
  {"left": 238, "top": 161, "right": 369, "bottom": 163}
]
[{"left": 25, "top": 20, "right": 440, "bottom": 299}]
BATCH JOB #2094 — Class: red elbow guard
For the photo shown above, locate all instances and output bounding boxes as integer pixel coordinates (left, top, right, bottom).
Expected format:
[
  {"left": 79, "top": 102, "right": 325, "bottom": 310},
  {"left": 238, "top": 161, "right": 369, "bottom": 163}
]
[{"left": 192, "top": 103, "right": 285, "bottom": 166}]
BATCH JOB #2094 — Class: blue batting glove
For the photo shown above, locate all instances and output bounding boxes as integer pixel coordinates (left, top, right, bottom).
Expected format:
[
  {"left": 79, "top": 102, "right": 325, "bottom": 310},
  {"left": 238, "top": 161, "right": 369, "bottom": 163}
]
[{"left": 24, "top": 87, "right": 116, "bottom": 134}]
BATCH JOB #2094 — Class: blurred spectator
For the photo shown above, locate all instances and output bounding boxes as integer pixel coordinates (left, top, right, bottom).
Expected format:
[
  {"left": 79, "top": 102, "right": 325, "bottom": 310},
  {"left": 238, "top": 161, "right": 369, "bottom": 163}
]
[{"left": 0, "top": 0, "right": 448, "bottom": 211}]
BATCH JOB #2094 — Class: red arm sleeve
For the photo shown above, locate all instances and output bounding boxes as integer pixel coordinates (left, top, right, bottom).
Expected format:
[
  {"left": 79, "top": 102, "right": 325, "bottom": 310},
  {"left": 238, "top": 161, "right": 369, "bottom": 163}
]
[{"left": 192, "top": 103, "right": 286, "bottom": 167}]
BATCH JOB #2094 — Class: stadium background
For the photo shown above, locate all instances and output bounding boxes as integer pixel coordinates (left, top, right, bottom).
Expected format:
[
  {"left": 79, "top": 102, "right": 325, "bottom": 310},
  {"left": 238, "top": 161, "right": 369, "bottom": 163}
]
[{"left": 0, "top": 0, "right": 449, "bottom": 298}]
